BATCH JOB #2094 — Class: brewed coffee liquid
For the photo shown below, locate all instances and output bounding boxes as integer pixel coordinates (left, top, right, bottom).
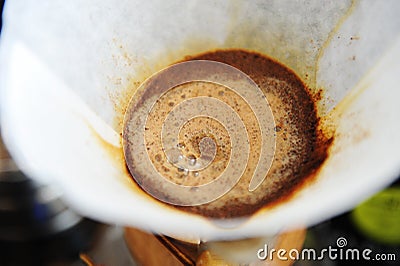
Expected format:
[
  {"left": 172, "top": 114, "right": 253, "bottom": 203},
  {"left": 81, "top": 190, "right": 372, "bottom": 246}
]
[{"left": 125, "top": 49, "right": 331, "bottom": 218}]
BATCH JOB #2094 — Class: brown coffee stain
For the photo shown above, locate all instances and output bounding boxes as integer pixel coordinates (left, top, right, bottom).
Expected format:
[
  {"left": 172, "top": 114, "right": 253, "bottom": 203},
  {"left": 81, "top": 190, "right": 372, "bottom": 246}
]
[
  {"left": 109, "top": 0, "right": 357, "bottom": 133},
  {"left": 109, "top": 37, "right": 223, "bottom": 134},
  {"left": 86, "top": 123, "right": 160, "bottom": 202},
  {"left": 316, "top": 1, "right": 358, "bottom": 69},
  {"left": 329, "top": 82, "right": 370, "bottom": 122},
  {"left": 319, "top": 76, "right": 372, "bottom": 157},
  {"left": 315, "top": 0, "right": 358, "bottom": 115}
]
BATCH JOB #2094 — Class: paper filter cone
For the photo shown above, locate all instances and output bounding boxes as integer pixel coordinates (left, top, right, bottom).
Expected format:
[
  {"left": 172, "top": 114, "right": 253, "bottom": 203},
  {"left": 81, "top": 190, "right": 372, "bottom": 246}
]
[{"left": 1, "top": 0, "right": 400, "bottom": 241}]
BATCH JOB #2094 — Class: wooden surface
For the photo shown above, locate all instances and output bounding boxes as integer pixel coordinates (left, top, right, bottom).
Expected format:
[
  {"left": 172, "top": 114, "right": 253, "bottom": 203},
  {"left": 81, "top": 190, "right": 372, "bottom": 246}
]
[{"left": 124, "top": 227, "right": 306, "bottom": 266}]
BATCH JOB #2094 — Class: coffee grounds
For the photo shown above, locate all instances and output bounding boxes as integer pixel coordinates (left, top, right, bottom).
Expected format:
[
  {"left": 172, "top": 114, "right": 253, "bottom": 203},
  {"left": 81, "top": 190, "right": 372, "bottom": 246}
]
[
  {"left": 175, "top": 49, "right": 332, "bottom": 218},
  {"left": 124, "top": 49, "right": 333, "bottom": 218}
]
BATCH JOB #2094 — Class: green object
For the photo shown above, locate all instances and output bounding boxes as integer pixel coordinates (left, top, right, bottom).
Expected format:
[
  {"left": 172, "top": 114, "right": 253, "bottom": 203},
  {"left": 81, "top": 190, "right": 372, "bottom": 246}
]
[{"left": 352, "top": 187, "right": 400, "bottom": 246}]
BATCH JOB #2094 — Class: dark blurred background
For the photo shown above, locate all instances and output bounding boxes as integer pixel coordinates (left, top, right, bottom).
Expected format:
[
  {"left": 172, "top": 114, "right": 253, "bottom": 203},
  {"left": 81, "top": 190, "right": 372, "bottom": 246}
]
[{"left": 0, "top": 0, "right": 3, "bottom": 31}]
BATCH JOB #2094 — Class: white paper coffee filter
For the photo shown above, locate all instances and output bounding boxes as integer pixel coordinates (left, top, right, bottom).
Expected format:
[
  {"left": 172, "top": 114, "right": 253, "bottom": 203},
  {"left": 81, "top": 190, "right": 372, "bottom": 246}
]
[{"left": 1, "top": 0, "right": 400, "bottom": 241}]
